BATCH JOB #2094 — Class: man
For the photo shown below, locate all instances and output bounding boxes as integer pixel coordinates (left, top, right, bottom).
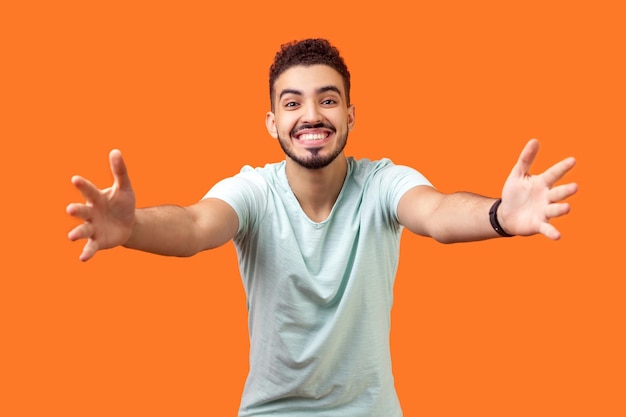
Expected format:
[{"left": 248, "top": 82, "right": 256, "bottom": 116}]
[{"left": 67, "top": 39, "right": 578, "bottom": 416}]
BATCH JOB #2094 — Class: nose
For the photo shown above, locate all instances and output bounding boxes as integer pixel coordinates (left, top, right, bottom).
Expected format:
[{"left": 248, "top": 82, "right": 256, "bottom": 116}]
[{"left": 301, "top": 101, "right": 323, "bottom": 124}]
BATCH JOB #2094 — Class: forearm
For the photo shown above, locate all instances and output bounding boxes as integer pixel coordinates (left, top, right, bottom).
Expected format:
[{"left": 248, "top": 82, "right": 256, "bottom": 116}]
[
  {"left": 399, "top": 187, "right": 506, "bottom": 244},
  {"left": 426, "top": 192, "right": 502, "bottom": 244},
  {"left": 123, "top": 205, "right": 206, "bottom": 257}
]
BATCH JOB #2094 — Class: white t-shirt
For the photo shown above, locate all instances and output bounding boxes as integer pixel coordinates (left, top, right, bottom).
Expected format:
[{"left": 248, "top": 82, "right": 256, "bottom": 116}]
[{"left": 205, "top": 157, "right": 432, "bottom": 416}]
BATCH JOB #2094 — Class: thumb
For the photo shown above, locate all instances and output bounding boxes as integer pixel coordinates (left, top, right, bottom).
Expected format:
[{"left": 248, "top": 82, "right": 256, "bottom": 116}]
[{"left": 109, "top": 149, "right": 133, "bottom": 191}]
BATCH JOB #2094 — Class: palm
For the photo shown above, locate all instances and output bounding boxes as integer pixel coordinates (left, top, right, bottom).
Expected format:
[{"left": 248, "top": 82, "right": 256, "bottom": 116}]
[{"left": 500, "top": 139, "right": 577, "bottom": 239}]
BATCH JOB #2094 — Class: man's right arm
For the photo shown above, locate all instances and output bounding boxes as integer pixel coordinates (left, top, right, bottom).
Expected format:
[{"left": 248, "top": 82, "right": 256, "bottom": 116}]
[
  {"left": 67, "top": 149, "right": 238, "bottom": 261},
  {"left": 123, "top": 199, "right": 238, "bottom": 257}
]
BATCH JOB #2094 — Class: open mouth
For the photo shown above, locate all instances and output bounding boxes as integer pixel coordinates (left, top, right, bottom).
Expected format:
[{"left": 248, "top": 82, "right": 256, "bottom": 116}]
[
  {"left": 292, "top": 123, "right": 335, "bottom": 145},
  {"left": 297, "top": 132, "right": 330, "bottom": 141},
  {"left": 293, "top": 130, "right": 333, "bottom": 148}
]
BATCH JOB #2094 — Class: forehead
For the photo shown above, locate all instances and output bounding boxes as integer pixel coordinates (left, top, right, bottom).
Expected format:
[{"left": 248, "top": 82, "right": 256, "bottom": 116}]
[{"left": 274, "top": 64, "right": 346, "bottom": 97}]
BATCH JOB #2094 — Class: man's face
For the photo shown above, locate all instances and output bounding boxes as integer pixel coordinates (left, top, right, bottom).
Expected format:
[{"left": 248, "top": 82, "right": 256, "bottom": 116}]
[{"left": 266, "top": 65, "right": 355, "bottom": 170}]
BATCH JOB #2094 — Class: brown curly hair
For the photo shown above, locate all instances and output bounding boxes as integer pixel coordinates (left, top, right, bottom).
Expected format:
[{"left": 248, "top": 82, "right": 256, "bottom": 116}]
[{"left": 269, "top": 38, "right": 351, "bottom": 111}]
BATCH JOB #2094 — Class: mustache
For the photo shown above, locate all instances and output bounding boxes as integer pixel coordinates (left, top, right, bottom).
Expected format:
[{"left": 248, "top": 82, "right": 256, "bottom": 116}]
[{"left": 291, "top": 122, "right": 336, "bottom": 136}]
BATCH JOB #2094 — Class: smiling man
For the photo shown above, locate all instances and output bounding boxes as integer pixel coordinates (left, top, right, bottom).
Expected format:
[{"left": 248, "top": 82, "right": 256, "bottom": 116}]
[
  {"left": 67, "top": 39, "right": 578, "bottom": 416},
  {"left": 269, "top": 64, "right": 353, "bottom": 170}
]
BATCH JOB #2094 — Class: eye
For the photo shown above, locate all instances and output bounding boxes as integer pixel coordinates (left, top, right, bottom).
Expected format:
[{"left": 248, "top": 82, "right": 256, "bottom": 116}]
[
  {"left": 284, "top": 101, "right": 299, "bottom": 108},
  {"left": 321, "top": 99, "right": 337, "bottom": 105}
]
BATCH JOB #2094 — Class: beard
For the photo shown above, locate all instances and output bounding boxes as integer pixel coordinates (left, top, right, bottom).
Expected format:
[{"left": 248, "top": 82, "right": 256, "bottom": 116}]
[{"left": 277, "top": 123, "right": 349, "bottom": 170}]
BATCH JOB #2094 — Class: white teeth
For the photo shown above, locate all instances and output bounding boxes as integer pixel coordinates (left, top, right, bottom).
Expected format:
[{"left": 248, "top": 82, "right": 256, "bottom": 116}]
[{"left": 299, "top": 133, "right": 326, "bottom": 141}]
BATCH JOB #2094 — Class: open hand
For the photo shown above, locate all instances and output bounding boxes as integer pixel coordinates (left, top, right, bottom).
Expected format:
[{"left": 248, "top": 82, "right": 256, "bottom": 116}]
[
  {"left": 499, "top": 139, "right": 578, "bottom": 239},
  {"left": 67, "top": 150, "right": 136, "bottom": 261}
]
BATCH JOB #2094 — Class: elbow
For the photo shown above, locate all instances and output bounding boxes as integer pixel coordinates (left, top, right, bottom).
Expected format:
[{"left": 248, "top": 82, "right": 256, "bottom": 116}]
[
  {"left": 435, "top": 237, "right": 454, "bottom": 245},
  {"left": 426, "top": 227, "right": 461, "bottom": 245},
  {"left": 432, "top": 235, "right": 457, "bottom": 245}
]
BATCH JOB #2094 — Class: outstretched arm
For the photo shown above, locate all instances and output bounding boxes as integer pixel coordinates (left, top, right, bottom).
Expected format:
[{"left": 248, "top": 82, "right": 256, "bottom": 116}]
[
  {"left": 397, "top": 139, "right": 578, "bottom": 243},
  {"left": 67, "top": 150, "right": 238, "bottom": 261}
]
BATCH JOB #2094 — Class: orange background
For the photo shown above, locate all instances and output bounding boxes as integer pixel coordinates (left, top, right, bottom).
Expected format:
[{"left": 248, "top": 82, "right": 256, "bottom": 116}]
[{"left": 2, "top": 1, "right": 624, "bottom": 416}]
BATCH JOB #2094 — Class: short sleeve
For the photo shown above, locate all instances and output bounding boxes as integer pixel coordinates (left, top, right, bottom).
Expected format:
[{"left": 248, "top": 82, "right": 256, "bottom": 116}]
[
  {"left": 203, "top": 167, "right": 268, "bottom": 238},
  {"left": 372, "top": 161, "right": 433, "bottom": 224}
]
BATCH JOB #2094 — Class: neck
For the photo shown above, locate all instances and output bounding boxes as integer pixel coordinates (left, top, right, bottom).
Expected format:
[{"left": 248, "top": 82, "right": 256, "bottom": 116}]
[{"left": 285, "top": 154, "right": 348, "bottom": 222}]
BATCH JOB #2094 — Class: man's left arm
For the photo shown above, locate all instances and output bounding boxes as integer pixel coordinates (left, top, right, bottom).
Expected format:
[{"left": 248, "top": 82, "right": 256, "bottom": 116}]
[{"left": 397, "top": 139, "right": 578, "bottom": 243}]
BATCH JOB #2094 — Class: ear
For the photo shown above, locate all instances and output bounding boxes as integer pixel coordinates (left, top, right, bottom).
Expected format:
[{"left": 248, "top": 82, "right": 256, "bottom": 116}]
[
  {"left": 265, "top": 111, "right": 278, "bottom": 138},
  {"left": 347, "top": 104, "right": 356, "bottom": 131}
]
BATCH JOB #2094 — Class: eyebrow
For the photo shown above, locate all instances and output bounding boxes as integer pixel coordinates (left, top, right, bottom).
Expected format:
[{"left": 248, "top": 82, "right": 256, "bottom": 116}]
[{"left": 278, "top": 85, "right": 342, "bottom": 100}]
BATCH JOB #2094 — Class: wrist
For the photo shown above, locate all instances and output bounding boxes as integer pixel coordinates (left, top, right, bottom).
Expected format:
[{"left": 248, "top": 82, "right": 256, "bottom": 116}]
[{"left": 489, "top": 198, "right": 514, "bottom": 237}]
